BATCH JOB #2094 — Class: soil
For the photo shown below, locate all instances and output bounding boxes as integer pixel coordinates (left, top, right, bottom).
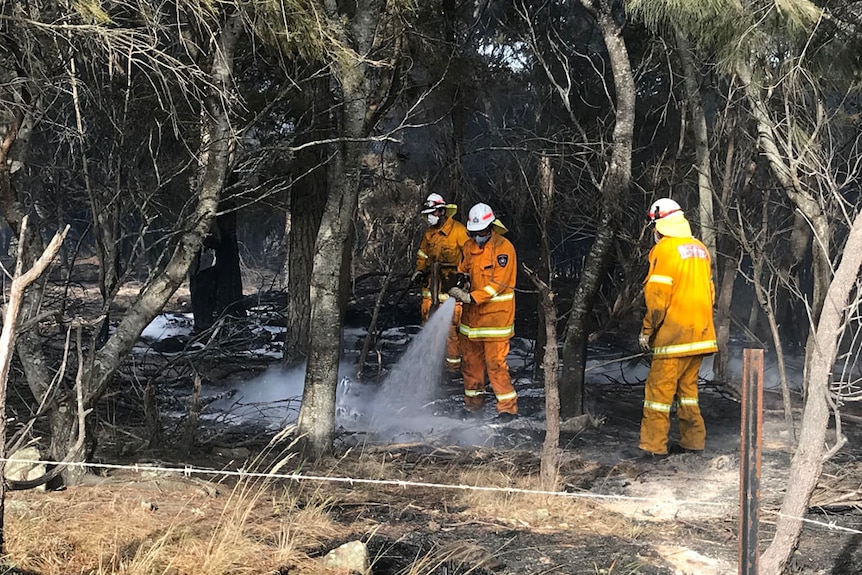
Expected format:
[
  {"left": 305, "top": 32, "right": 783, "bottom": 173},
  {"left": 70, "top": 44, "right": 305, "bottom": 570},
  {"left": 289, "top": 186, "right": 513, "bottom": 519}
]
[{"left": 6, "top": 274, "right": 862, "bottom": 575}]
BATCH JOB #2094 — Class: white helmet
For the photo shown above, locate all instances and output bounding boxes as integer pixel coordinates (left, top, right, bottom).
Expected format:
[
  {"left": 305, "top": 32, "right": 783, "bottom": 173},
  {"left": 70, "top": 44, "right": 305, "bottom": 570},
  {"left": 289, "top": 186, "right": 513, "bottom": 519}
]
[
  {"left": 421, "top": 193, "right": 446, "bottom": 214},
  {"left": 467, "top": 203, "right": 496, "bottom": 232},
  {"left": 648, "top": 198, "right": 682, "bottom": 222}
]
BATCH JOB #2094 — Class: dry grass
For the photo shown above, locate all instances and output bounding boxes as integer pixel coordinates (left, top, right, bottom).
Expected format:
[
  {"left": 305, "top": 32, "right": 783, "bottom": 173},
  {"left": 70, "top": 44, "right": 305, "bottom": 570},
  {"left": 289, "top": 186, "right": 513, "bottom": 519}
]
[
  {"left": 5, "top": 476, "right": 342, "bottom": 575},
  {"left": 1, "top": 444, "right": 660, "bottom": 575},
  {"left": 3, "top": 433, "right": 346, "bottom": 575}
]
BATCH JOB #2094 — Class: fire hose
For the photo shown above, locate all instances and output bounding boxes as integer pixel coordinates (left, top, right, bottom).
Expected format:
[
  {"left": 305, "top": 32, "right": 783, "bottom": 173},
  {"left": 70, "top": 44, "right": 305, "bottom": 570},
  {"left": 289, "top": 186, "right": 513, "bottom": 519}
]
[{"left": 583, "top": 352, "right": 648, "bottom": 373}]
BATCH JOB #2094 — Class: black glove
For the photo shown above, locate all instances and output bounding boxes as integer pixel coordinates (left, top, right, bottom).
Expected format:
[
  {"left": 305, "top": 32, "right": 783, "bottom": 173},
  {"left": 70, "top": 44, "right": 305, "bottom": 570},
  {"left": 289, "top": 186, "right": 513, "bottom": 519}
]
[
  {"left": 453, "top": 272, "right": 471, "bottom": 290},
  {"left": 448, "top": 287, "right": 472, "bottom": 304}
]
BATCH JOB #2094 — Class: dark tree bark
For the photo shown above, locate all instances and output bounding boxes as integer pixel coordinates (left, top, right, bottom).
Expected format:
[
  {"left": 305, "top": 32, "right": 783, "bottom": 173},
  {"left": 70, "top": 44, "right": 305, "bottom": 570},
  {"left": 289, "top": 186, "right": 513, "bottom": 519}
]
[
  {"left": 297, "top": 0, "right": 385, "bottom": 458},
  {"left": 560, "top": 0, "right": 635, "bottom": 419},
  {"left": 284, "top": 129, "right": 328, "bottom": 364},
  {"left": 190, "top": 199, "right": 245, "bottom": 333}
]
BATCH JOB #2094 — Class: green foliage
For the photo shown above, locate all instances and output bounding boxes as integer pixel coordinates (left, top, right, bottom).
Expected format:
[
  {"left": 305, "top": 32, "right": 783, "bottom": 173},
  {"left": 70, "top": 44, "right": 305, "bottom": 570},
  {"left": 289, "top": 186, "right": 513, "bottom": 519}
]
[
  {"left": 626, "top": 0, "right": 743, "bottom": 35},
  {"left": 774, "top": 0, "right": 822, "bottom": 26},
  {"left": 72, "top": 0, "right": 112, "bottom": 24},
  {"left": 243, "top": 0, "right": 347, "bottom": 64},
  {"left": 625, "top": 0, "right": 826, "bottom": 74}
]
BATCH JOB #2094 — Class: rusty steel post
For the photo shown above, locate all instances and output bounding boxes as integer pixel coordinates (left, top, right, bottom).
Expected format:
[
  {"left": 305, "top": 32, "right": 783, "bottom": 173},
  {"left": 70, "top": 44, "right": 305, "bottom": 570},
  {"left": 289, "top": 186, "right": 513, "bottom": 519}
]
[{"left": 739, "top": 348, "right": 764, "bottom": 575}]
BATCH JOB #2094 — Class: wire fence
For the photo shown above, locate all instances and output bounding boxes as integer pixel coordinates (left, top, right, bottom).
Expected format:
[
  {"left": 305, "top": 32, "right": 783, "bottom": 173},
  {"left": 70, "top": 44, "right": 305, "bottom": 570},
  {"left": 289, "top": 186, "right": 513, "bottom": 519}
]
[{"left": 2, "top": 456, "right": 860, "bottom": 536}]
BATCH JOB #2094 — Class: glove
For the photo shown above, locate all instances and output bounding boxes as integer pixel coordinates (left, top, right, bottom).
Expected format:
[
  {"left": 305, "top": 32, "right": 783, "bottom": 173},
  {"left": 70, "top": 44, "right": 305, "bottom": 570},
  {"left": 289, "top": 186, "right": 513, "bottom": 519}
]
[
  {"left": 410, "top": 270, "right": 425, "bottom": 284},
  {"left": 638, "top": 333, "right": 651, "bottom": 353},
  {"left": 448, "top": 287, "right": 472, "bottom": 304},
  {"left": 453, "top": 272, "right": 471, "bottom": 290}
]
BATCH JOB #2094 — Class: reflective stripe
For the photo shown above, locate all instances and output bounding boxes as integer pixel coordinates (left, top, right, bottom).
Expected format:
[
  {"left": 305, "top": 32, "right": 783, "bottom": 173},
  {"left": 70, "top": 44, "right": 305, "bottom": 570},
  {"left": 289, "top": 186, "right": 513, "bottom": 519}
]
[
  {"left": 446, "top": 357, "right": 461, "bottom": 365},
  {"left": 647, "top": 274, "right": 673, "bottom": 285},
  {"left": 678, "top": 397, "right": 699, "bottom": 406},
  {"left": 418, "top": 250, "right": 428, "bottom": 259},
  {"left": 464, "top": 389, "right": 484, "bottom": 397},
  {"left": 421, "top": 289, "right": 431, "bottom": 298},
  {"left": 644, "top": 400, "right": 671, "bottom": 413},
  {"left": 496, "top": 390, "right": 517, "bottom": 401},
  {"left": 653, "top": 340, "right": 717, "bottom": 357},
  {"left": 481, "top": 287, "right": 515, "bottom": 302},
  {"left": 459, "top": 324, "right": 514, "bottom": 339}
]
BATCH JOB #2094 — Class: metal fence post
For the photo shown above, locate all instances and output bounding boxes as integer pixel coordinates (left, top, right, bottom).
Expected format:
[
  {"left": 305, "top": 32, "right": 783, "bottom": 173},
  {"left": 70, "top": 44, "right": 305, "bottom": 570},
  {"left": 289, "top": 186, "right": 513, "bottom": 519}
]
[{"left": 739, "top": 348, "right": 764, "bottom": 575}]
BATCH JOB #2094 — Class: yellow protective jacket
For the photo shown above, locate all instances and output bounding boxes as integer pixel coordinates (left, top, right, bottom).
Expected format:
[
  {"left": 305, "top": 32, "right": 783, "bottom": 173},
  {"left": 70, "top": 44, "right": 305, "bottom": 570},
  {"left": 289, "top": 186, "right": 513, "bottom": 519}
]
[
  {"left": 642, "top": 236, "right": 718, "bottom": 358},
  {"left": 458, "top": 231, "right": 516, "bottom": 341},
  {"left": 415, "top": 213, "right": 469, "bottom": 301}
]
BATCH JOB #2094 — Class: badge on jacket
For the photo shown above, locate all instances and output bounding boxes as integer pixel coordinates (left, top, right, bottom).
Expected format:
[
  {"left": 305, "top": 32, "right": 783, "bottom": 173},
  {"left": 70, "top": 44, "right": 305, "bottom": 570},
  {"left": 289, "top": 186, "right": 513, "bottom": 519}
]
[{"left": 497, "top": 254, "right": 509, "bottom": 267}]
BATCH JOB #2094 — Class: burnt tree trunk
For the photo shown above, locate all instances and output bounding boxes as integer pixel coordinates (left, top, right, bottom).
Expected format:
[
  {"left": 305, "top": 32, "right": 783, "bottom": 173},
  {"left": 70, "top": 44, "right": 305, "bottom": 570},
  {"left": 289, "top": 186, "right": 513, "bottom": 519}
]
[
  {"left": 440, "top": 0, "right": 469, "bottom": 208},
  {"left": 190, "top": 199, "right": 245, "bottom": 333},
  {"left": 284, "top": 177, "right": 326, "bottom": 363},
  {"left": 560, "top": 0, "right": 635, "bottom": 419},
  {"left": 560, "top": 217, "right": 612, "bottom": 418},
  {"left": 284, "top": 125, "right": 328, "bottom": 364}
]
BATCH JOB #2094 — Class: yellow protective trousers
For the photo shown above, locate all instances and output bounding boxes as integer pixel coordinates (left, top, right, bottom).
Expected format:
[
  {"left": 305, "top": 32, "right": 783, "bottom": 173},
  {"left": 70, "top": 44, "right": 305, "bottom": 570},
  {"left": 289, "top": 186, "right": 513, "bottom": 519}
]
[
  {"left": 459, "top": 336, "right": 518, "bottom": 414},
  {"left": 638, "top": 355, "right": 706, "bottom": 455},
  {"left": 421, "top": 299, "right": 462, "bottom": 370}
]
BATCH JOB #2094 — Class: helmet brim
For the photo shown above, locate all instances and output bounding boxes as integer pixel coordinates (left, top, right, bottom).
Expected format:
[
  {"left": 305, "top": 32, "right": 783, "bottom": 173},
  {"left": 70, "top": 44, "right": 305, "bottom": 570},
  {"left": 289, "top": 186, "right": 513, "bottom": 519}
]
[
  {"left": 654, "top": 212, "right": 692, "bottom": 238},
  {"left": 467, "top": 218, "right": 508, "bottom": 234}
]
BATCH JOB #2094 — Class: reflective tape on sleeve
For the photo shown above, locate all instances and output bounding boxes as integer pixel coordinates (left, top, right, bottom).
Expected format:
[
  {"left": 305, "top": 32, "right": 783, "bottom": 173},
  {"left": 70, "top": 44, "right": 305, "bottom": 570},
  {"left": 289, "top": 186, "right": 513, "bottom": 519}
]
[
  {"left": 652, "top": 340, "right": 718, "bottom": 357},
  {"left": 489, "top": 292, "right": 513, "bottom": 302},
  {"left": 417, "top": 250, "right": 428, "bottom": 259},
  {"left": 647, "top": 274, "right": 673, "bottom": 286}
]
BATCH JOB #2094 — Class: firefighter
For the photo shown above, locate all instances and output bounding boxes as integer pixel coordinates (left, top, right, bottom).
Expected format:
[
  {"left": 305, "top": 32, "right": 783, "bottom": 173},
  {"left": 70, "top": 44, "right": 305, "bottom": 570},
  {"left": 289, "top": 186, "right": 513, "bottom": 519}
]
[
  {"left": 637, "top": 198, "right": 718, "bottom": 456},
  {"left": 412, "top": 193, "right": 470, "bottom": 371},
  {"left": 447, "top": 203, "right": 518, "bottom": 421}
]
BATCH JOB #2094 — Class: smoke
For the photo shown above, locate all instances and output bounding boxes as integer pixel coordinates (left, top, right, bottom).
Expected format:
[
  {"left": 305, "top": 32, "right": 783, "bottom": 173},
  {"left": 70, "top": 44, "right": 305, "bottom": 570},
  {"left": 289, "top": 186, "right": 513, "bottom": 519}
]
[
  {"left": 361, "top": 299, "right": 498, "bottom": 446},
  {"left": 203, "top": 299, "right": 504, "bottom": 446},
  {"left": 208, "top": 361, "right": 359, "bottom": 429}
]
